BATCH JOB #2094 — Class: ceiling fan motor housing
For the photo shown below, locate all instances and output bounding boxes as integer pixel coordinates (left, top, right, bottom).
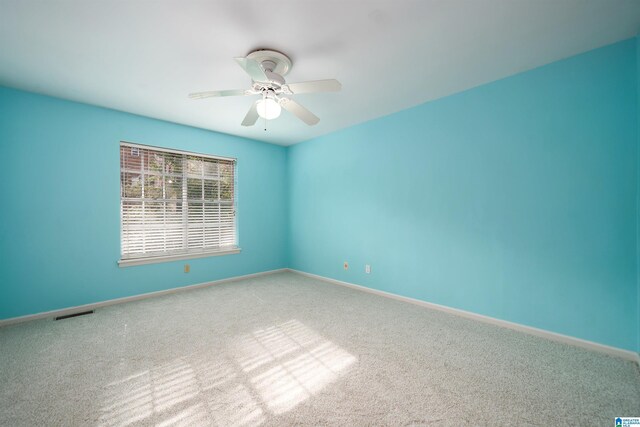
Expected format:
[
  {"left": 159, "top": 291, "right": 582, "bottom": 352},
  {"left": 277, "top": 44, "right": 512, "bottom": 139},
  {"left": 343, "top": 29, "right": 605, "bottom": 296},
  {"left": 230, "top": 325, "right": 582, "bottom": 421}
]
[{"left": 264, "top": 70, "right": 285, "bottom": 86}]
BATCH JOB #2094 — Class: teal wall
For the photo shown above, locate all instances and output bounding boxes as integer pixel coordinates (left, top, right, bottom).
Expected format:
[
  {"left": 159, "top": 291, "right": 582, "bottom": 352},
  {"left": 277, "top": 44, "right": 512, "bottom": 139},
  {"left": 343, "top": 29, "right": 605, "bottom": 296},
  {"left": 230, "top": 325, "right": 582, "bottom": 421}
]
[
  {"left": 0, "top": 86, "right": 288, "bottom": 319},
  {"left": 637, "top": 34, "right": 640, "bottom": 352},
  {"left": 288, "top": 39, "right": 639, "bottom": 352},
  {"left": 2, "top": 39, "right": 639, "bottom": 353}
]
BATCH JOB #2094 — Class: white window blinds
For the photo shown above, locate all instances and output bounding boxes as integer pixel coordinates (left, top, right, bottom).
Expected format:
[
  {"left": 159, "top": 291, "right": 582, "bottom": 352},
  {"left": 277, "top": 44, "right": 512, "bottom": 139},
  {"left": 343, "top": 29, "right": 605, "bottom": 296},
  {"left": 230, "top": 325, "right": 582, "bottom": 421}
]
[{"left": 120, "top": 143, "right": 237, "bottom": 263}]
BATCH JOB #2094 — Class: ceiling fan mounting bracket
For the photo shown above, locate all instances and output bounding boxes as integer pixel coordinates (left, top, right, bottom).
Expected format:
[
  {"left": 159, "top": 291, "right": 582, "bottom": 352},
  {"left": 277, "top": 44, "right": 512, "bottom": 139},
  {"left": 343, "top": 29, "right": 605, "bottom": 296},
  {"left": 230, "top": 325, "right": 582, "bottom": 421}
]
[{"left": 246, "top": 49, "right": 292, "bottom": 76}]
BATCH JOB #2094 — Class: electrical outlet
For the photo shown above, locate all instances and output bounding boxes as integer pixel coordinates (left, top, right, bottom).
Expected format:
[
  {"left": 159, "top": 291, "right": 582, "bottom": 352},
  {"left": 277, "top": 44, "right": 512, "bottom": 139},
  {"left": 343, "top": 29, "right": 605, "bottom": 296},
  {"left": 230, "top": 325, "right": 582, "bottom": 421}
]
[
  {"left": 184, "top": 264, "right": 190, "bottom": 273},
  {"left": 344, "top": 261, "right": 349, "bottom": 270},
  {"left": 365, "top": 264, "right": 371, "bottom": 274}
]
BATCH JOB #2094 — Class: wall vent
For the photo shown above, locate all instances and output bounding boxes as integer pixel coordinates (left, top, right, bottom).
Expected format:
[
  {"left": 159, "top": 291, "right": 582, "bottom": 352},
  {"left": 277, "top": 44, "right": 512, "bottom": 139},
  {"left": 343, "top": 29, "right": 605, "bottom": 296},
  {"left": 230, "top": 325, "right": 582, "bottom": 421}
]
[{"left": 54, "top": 310, "right": 94, "bottom": 321}]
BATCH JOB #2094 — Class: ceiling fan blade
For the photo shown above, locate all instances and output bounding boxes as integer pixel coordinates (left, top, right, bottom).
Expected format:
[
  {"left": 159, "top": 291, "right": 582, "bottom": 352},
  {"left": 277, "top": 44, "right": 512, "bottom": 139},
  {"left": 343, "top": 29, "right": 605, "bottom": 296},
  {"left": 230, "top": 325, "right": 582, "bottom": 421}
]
[
  {"left": 285, "top": 79, "right": 341, "bottom": 94},
  {"left": 241, "top": 102, "right": 259, "bottom": 126},
  {"left": 189, "top": 89, "right": 249, "bottom": 99},
  {"left": 234, "top": 57, "right": 269, "bottom": 82},
  {"left": 279, "top": 98, "right": 320, "bottom": 126}
]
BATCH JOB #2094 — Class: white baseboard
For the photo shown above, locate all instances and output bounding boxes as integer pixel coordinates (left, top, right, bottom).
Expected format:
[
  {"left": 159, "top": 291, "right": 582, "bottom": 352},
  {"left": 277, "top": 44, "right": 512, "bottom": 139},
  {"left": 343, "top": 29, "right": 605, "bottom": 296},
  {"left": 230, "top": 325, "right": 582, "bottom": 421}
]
[
  {"left": 0, "top": 268, "right": 287, "bottom": 327},
  {"left": 288, "top": 269, "right": 640, "bottom": 365}
]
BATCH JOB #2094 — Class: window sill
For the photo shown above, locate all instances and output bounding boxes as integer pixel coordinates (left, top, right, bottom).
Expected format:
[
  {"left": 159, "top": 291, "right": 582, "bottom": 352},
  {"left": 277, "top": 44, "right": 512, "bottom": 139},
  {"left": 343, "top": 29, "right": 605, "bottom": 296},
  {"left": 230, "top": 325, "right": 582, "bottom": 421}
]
[{"left": 118, "top": 247, "right": 241, "bottom": 268}]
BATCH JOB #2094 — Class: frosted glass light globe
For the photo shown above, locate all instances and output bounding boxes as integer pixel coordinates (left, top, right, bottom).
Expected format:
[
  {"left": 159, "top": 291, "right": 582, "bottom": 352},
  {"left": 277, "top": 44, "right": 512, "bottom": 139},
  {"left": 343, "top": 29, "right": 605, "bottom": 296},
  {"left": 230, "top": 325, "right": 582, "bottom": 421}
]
[{"left": 256, "top": 98, "right": 281, "bottom": 120}]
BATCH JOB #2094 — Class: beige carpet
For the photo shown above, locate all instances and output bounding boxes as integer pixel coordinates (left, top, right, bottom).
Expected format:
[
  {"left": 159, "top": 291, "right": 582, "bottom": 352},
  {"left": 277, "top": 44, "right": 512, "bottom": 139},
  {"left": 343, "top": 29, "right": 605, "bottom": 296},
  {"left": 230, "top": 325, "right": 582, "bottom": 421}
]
[{"left": 0, "top": 271, "right": 639, "bottom": 426}]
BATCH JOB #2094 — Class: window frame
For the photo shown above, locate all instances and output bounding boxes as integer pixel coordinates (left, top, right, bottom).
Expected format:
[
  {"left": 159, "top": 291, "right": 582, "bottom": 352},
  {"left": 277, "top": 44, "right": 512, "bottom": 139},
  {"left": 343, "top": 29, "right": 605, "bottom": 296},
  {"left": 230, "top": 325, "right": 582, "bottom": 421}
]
[{"left": 117, "top": 141, "right": 240, "bottom": 267}]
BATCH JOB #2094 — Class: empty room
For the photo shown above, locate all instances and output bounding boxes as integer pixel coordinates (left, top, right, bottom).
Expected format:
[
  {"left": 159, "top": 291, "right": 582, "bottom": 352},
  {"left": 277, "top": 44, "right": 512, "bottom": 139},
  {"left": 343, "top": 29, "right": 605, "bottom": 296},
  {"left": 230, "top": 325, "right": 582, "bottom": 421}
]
[{"left": 1, "top": 0, "right": 640, "bottom": 425}]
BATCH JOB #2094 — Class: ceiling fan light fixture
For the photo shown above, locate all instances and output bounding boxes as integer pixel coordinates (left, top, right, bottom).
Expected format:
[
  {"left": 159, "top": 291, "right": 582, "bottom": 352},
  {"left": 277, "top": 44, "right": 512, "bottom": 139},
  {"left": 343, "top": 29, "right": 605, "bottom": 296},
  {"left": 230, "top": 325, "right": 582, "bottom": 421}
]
[
  {"left": 256, "top": 98, "right": 281, "bottom": 120},
  {"left": 189, "top": 49, "right": 340, "bottom": 126}
]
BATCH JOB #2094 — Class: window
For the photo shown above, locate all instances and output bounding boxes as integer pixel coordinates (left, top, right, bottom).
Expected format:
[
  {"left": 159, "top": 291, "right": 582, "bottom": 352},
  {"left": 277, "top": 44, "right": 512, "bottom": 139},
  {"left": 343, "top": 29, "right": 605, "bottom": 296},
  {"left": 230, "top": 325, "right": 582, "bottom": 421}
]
[{"left": 119, "top": 142, "right": 238, "bottom": 267}]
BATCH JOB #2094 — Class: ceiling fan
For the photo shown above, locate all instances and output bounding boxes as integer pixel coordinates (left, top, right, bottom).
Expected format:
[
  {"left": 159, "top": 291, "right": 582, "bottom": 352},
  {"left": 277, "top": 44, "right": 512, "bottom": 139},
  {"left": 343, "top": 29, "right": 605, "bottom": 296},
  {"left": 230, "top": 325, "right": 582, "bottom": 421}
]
[{"left": 189, "top": 49, "right": 341, "bottom": 127}]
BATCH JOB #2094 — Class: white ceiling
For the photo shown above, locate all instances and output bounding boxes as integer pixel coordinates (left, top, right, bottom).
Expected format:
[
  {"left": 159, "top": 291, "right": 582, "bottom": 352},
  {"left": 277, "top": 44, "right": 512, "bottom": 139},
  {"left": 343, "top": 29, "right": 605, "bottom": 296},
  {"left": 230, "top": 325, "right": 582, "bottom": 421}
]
[{"left": 1, "top": 0, "right": 639, "bottom": 146}]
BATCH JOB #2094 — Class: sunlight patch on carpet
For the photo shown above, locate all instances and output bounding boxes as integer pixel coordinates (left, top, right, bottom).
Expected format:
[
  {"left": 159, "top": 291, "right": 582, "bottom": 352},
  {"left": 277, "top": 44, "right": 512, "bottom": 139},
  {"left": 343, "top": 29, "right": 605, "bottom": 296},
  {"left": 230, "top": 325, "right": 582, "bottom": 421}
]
[{"left": 98, "top": 319, "right": 355, "bottom": 426}]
